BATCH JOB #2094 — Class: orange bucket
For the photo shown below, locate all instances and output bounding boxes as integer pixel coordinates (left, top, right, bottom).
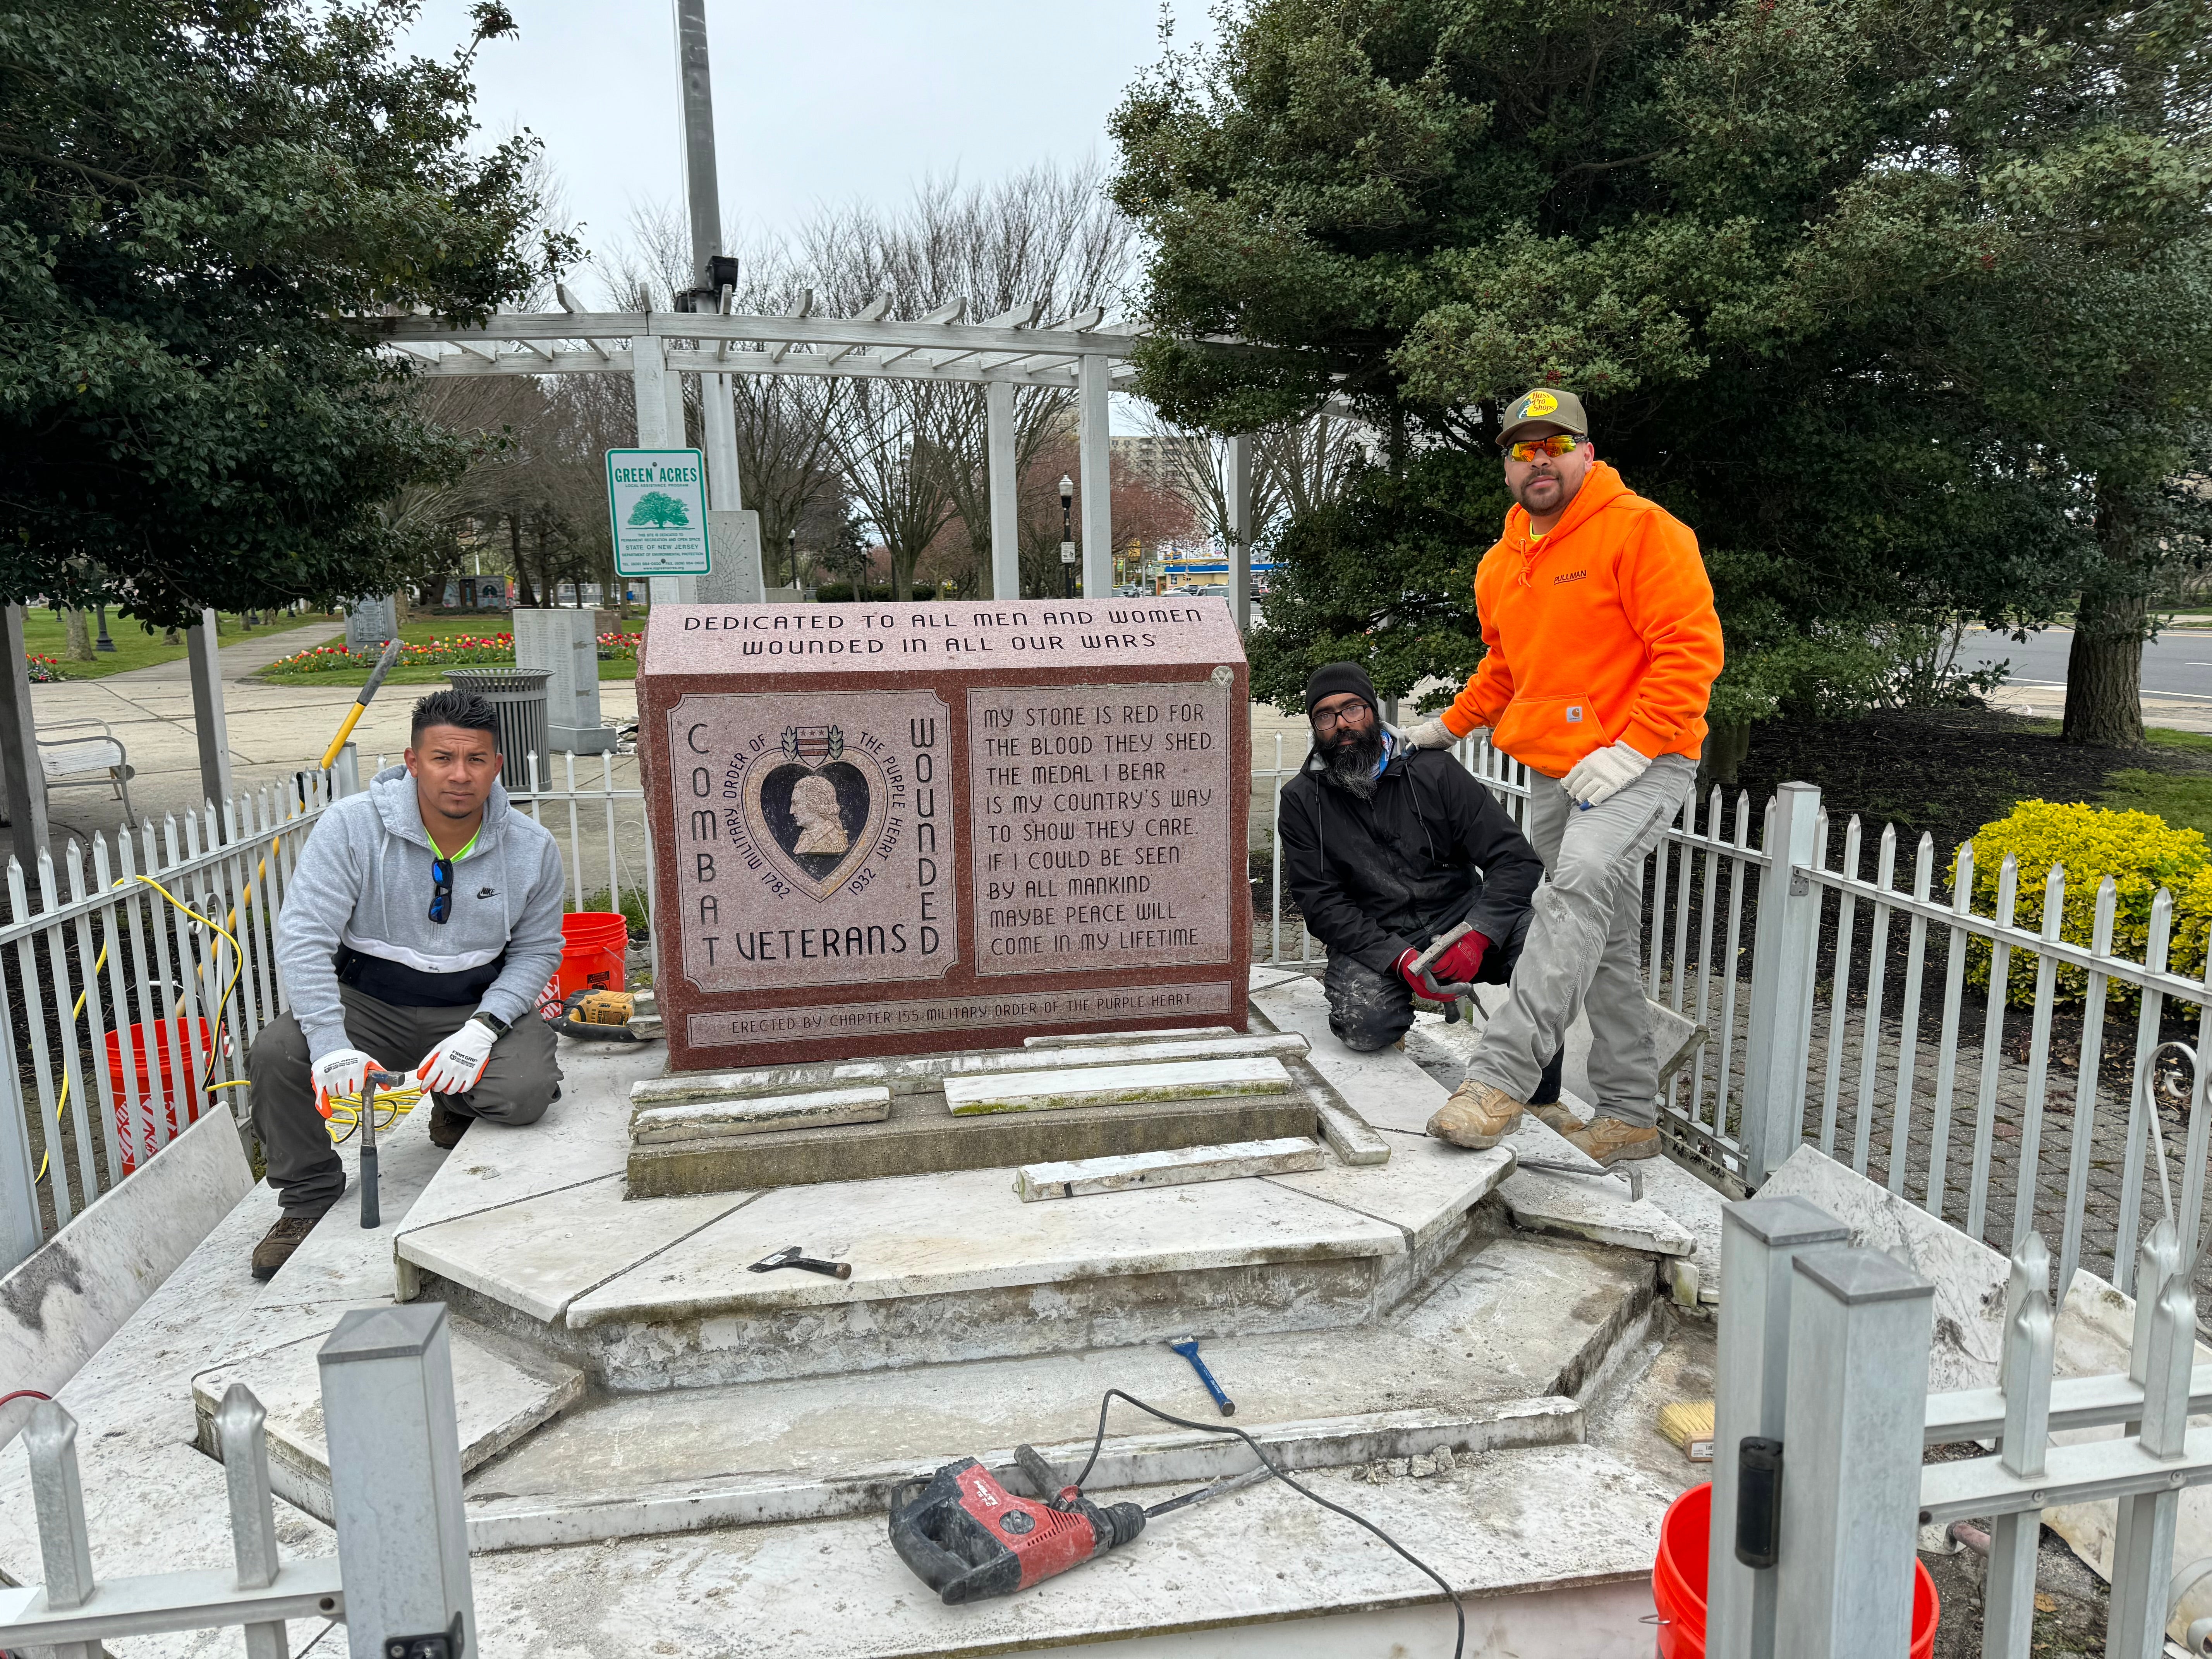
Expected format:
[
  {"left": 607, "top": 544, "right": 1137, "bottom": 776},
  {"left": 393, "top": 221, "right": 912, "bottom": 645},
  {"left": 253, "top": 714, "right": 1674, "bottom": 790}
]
[
  {"left": 541, "top": 911, "right": 628, "bottom": 1017},
  {"left": 105, "top": 1017, "right": 216, "bottom": 1173},
  {"left": 1652, "top": 1483, "right": 1937, "bottom": 1658}
]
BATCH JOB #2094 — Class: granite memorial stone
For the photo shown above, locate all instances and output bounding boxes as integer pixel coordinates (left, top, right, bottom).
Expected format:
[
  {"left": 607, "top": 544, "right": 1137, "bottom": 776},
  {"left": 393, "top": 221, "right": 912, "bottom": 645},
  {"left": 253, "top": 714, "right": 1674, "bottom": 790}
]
[{"left": 637, "top": 600, "right": 1251, "bottom": 1072}]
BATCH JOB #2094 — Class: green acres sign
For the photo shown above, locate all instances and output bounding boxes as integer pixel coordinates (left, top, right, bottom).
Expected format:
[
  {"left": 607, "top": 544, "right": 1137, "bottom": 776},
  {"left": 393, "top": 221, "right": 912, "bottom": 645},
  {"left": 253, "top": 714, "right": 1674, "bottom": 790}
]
[{"left": 606, "top": 448, "right": 712, "bottom": 576}]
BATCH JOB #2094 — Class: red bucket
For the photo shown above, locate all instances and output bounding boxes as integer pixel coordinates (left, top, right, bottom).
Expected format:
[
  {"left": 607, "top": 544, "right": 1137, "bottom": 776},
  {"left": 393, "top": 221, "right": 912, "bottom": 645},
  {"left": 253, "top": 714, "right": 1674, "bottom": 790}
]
[
  {"left": 104, "top": 1017, "right": 217, "bottom": 1173},
  {"left": 540, "top": 911, "right": 629, "bottom": 1018},
  {"left": 1652, "top": 1483, "right": 1937, "bottom": 1658}
]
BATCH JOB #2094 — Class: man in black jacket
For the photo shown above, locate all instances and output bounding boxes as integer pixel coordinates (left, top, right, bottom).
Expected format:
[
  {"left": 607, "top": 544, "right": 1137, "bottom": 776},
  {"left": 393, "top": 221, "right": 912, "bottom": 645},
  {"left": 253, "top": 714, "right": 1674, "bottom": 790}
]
[{"left": 1278, "top": 663, "right": 1563, "bottom": 1114}]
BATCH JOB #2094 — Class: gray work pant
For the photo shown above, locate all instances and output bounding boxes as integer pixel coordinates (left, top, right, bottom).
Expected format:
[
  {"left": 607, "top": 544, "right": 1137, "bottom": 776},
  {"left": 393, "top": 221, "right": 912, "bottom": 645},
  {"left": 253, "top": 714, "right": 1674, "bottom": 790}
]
[
  {"left": 1466, "top": 753, "right": 1695, "bottom": 1127},
  {"left": 248, "top": 984, "right": 560, "bottom": 1216}
]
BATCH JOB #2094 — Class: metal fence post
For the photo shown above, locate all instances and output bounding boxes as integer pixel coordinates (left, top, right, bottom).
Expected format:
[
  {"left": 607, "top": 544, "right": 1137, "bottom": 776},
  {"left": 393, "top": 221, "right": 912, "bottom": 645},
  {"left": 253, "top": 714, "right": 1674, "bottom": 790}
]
[
  {"left": 317, "top": 1304, "right": 474, "bottom": 1659},
  {"left": 1772, "top": 1245, "right": 1934, "bottom": 1659},
  {"left": 1709, "top": 1196, "right": 1851, "bottom": 1659},
  {"left": 1741, "top": 781, "right": 1822, "bottom": 1184},
  {"left": 23, "top": 1399, "right": 103, "bottom": 1659}
]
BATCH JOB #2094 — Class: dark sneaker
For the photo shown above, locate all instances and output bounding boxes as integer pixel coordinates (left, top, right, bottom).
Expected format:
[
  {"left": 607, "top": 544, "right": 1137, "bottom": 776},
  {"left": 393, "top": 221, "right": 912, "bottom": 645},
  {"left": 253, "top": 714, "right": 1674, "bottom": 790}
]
[
  {"left": 251, "top": 1211, "right": 327, "bottom": 1281},
  {"left": 429, "top": 1099, "right": 472, "bottom": 1150}
]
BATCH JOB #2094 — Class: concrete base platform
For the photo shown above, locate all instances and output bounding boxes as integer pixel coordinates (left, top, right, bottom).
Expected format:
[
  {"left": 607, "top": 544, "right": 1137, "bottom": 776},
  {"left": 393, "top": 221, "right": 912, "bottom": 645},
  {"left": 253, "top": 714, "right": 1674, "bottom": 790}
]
[{"left": 0, "top": 968, "right": 1710, "bottom": 1656}]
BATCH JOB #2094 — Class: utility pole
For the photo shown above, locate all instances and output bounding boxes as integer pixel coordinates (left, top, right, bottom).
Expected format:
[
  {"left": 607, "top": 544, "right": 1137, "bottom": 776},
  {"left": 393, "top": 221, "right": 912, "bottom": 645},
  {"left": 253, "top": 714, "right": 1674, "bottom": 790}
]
[{"left": 674, "top": 0, "right": 765, "bottom": 607}]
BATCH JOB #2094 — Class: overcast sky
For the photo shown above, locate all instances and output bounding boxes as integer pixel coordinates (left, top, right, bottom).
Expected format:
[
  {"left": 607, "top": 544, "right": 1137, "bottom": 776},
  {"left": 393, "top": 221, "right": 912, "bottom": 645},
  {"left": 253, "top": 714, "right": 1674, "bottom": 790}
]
[{"left": 404, "top": 1, "right": 1214, "bottom": 290}]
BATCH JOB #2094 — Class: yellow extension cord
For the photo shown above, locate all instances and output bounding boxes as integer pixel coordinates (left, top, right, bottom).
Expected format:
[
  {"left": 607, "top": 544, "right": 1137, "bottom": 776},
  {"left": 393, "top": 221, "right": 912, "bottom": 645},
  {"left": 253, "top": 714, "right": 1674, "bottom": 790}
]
[{"left": 39, "top": 869, "right": 417, "bottom": 1182}]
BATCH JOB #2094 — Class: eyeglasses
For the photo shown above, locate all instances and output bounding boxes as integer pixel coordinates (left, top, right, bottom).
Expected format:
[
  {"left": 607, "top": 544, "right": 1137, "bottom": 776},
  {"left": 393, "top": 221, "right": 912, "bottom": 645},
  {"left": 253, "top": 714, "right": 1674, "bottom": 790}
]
[
  {"left": 429, "top": 856, "right": 453, "bottom": 925},
  {"left": 1505, "top": 433, "right": 1583, "bottom": 463},
  {"left": 1312, "top": 702, "right": 1372, "bottom": 732}
]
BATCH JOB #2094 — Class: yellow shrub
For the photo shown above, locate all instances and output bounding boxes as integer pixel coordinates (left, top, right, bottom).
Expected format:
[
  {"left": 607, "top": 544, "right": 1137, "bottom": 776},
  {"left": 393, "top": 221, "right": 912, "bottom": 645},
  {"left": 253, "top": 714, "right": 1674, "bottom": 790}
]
[{"left": 1948, "top": 801, "right": 2210, "bottom": 1005}]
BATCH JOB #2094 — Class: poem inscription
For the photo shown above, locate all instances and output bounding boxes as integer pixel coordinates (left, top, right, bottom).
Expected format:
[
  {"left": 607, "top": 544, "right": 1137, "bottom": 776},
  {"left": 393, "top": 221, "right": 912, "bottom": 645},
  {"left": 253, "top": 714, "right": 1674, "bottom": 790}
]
[{"left": 967, "top": 681, "right": 1233, "bottom": 976}]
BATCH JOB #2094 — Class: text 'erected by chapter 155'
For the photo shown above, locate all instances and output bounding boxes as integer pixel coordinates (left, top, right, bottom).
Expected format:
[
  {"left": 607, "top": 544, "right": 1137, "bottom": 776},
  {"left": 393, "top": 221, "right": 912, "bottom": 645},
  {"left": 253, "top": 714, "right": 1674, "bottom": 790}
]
[{"left": 965, "top": 682, "right": 1233, "bottom": 977}]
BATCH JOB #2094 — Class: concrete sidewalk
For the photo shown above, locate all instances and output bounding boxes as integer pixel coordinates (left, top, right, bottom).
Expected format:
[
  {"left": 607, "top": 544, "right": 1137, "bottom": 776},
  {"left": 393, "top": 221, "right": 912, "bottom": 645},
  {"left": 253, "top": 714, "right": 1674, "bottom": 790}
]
[{"left": 8, "top": 618, "right": 492, "bottom": 861}]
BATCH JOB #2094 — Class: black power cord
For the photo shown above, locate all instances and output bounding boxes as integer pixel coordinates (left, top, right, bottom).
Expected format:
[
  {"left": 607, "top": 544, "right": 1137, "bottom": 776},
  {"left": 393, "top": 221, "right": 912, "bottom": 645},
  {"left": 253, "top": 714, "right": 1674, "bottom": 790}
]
[{"left": 1066, "top": 1388, "right": 1465, "bottom": 1659}]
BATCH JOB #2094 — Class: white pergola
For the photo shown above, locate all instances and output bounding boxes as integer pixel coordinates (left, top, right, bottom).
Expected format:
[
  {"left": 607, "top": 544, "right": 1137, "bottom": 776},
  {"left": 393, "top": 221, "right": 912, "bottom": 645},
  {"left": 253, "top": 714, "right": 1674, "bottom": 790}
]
[{"left": 370, "top": 292, "right": 1259, "bottom": 618}]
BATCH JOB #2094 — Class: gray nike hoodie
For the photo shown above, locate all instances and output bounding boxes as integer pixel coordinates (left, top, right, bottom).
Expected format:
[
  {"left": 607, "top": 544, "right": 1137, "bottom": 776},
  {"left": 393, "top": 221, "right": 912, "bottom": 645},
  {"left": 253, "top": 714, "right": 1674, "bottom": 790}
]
[{"left": 274, "top": 764, "right": 566, "bottom": 1063}]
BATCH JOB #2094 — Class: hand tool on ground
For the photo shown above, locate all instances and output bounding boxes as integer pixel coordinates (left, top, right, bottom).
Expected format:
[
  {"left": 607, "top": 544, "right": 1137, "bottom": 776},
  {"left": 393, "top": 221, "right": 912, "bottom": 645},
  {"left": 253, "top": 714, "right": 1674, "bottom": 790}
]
[
  {"left": 747, "top": 1244, "right": 851, "bottom": 1279},
  {"left": 553, "top": 988, "right": 654, "bottom": 1043},
  {"left": 1514, "top": 1154, "right": 1645, "bottom": 1204},
  {"left": 1168, "top": 1336, "right": 1236, "bottom": 1417},
  {"left": 317, "top": 635, "right": 406, "bottom": 772},
  {"left": 358, "top": 1067, "right": 404, "bottom": 1230},
  {"left": 887, "top": 1388, "right": 1466, "bottom": 1657}
]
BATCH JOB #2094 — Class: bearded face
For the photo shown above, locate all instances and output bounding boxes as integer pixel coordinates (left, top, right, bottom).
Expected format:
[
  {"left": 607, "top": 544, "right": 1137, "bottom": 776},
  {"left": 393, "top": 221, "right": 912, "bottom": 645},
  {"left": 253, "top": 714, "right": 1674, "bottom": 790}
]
[{"left": 1321, "top": 716, "right": 1386, "bottom": 798}]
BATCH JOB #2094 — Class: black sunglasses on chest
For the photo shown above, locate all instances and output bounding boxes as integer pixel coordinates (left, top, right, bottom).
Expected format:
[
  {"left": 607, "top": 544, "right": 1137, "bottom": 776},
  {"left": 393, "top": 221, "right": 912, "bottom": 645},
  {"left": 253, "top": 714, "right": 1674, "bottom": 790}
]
[{"left": 430, "top": 855, "right": 453, "bottom": 924}]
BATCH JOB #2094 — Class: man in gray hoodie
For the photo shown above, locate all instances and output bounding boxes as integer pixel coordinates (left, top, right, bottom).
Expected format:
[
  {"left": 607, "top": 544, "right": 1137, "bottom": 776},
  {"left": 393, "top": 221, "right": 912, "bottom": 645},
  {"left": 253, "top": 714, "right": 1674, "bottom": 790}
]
[{"left": 247, "top": 687, "right": 567, "bottom": 1279}]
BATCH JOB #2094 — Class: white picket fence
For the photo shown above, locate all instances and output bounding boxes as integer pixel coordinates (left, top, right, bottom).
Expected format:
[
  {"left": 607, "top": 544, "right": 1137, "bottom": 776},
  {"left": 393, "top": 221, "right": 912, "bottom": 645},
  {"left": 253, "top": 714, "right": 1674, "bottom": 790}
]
[
  {"left": 7, "top": 732, "right": 2208, "bottom": 1303},
  {"left": 0, "top": 756, "right": 648, "bottom": 1276}
]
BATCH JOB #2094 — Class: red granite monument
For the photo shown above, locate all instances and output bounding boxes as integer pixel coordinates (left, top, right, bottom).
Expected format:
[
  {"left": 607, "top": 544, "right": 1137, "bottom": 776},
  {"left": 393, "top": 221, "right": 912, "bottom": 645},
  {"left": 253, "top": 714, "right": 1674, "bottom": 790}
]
[{"left": 637, "top": 600, "right": 1252, "bottom": 1071}]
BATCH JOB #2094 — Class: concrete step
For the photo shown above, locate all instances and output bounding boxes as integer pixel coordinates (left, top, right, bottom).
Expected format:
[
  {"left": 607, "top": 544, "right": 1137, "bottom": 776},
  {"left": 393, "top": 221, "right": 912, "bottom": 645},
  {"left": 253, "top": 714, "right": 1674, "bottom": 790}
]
[
  {"left": 461, "top": 1445, "right": 1675, "bottom": 1656},
  {"left": 189, "top": 1313, "right": 584, "bottom": 1527},
  {"left": 457, "top": 1227, "right": 1658, "bottom": 1551}
]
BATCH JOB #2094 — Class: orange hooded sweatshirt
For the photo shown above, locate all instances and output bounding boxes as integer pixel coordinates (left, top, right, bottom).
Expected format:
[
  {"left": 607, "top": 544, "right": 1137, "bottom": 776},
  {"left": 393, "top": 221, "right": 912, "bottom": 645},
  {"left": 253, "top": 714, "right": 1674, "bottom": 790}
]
[{"left": 1439, "top": 461, "right": 1722, "bottom": 779}]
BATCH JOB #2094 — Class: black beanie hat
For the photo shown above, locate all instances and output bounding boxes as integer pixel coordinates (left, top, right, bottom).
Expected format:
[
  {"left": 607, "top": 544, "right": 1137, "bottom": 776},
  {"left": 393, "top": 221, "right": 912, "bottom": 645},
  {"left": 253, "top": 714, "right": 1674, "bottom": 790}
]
[{"left": 1304, "top": 661, "right": 1380, "bottom": 718}]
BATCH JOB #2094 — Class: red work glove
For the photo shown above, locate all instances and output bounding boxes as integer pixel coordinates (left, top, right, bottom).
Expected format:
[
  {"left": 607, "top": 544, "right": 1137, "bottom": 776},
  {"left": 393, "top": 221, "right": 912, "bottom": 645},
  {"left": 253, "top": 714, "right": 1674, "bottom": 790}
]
[
  {"left": 1396, "top": 948, "right": 1448, "bottom": 1001},
  {"left": 1430, "top": 929, "right": 1489, "bottom": 988}
]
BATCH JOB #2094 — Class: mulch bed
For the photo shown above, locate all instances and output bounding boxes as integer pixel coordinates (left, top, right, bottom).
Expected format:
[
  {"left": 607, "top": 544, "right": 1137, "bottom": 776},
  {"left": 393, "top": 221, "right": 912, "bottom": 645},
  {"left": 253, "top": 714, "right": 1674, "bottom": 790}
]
[{"left": 1728, "top": 704, "right": 2212, "bottom": 871}]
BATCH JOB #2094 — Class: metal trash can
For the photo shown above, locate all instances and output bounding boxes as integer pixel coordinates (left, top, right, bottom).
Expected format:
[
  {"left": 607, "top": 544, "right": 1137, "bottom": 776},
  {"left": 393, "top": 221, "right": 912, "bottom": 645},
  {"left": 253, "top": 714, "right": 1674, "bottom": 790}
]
[{"left": 445, "top": 667, "right": 551, "bottom": 793}]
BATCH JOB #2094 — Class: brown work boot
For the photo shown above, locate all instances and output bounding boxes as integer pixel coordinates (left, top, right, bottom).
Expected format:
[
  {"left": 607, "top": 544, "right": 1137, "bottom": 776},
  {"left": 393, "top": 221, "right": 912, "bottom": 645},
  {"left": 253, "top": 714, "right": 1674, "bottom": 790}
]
[
  {"left": 1427, "top": 1080, "right": 1525, "bottom": 1150},
  {"left": 1529, "top": 1101, "right": 1585, "bottom": 1135},
  {"left": 429, "top": 1098, "right": 472, "bottom": 1150},
  {"left": 251, "top": 1209, "right": 328, "bottom": 1282},
  {"left": 1564, "top": 1117, "right": 1661, "bottom": 1167}
]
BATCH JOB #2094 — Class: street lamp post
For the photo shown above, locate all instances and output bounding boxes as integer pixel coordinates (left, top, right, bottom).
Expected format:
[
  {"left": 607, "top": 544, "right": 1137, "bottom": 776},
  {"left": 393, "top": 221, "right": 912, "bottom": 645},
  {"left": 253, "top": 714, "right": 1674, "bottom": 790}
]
[
  {"left": 786, "top": 529, "right": 797, "bottom": 589},
  {"left": 1059, "top": 475, "right": 1076, "bottom": 599},
  {"left": 93, "top": 602, "right": 114, "bottom": 653}
]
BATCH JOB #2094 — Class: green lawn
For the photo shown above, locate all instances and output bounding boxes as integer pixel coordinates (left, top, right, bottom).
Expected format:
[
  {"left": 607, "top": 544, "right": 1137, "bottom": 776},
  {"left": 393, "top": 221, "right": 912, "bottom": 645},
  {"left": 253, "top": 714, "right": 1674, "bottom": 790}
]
[
  {"left": 2014, "top": 721, "right": 2212, "bottom": 838},
  {"left": 253, "top": 616, "right": 641, "bottom": 686},
  {"left": 22, "top": 607, "right": 332, "bottom": 679}
]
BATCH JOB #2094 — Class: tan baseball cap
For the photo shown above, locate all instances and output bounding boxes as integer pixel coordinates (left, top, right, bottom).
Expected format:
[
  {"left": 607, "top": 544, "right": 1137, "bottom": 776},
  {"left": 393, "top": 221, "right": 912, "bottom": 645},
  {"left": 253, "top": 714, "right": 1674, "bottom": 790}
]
[{"left": 1496, "top": 387, "right": 1589, "bottom": 447}]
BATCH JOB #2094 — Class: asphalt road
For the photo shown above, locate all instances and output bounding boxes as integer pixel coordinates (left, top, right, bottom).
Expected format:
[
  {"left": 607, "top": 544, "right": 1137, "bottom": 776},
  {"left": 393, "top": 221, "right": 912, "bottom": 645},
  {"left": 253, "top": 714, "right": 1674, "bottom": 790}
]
[{"left": 1958, "top": 627, "right": 2212, "bottom": 705}]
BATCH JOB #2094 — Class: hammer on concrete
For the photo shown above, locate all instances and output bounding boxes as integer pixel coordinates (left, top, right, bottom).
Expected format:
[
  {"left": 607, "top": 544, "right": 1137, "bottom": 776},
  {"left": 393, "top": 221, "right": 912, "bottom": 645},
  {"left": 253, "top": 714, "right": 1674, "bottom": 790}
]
[{"left": 748, "top": 1245, "right": 852, "bottom": 1280}]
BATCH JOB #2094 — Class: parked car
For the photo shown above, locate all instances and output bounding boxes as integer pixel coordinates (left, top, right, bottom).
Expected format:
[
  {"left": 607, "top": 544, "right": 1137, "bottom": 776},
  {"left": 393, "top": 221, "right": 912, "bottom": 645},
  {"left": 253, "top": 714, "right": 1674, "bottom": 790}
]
[{"left": 1113, "top": 583, "right": 1142, "bottom": 597}]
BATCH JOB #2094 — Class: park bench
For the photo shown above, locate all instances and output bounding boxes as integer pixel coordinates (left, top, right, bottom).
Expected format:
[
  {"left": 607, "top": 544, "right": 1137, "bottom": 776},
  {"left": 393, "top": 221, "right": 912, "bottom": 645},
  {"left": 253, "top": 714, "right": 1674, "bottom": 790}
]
[{"left": 36, "top": 720, "right": 135, "bottom": 823}]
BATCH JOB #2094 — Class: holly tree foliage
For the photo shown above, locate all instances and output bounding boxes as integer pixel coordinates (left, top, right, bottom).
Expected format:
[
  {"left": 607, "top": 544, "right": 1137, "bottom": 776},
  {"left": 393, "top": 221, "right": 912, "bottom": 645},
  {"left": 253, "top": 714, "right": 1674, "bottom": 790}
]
[
  {"left": 1111, "top": 0, "right": 2212, "bottom": 726},
  {"left": 0, "top": 0, "right": 574, "bottom": 630}
]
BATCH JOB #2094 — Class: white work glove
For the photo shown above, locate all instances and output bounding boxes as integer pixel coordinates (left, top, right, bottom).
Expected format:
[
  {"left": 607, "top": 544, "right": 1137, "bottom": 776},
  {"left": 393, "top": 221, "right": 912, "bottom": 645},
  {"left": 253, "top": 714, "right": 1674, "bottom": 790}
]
[
  {"left": 310, "top": 1048, "right": 380, "bottom": 1116},
  {"left": 414, "top": 1017, "right": 499, "bottom": 1096},
  {"left": 1561, "top": 740, "right": 1650, "bottom": 808},
  {"left": 1403, "top": 718, "right": 1467, "bottom": 751}
]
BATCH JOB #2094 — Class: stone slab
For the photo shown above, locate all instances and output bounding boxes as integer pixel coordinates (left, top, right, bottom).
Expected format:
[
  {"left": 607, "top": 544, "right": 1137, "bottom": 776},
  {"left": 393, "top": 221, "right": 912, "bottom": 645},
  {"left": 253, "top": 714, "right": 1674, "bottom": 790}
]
[
  {"left": 571, "top": 1164, "right": 1405, "bottom": 1329},
  {"left": 396, "top": 1174, "right": 757, "bottom": 1324},
  {"left": 1313, "top": 1096, "right": 1391, "bottom": 1166},
  {"left": 943, "top": 1055, "right": 1293, "bottom": 1115},
  {"left": 1269, "top": 1143, "right": 1516, "bottom": 1263},
  {"left": 189, "top": 1316, "right": 584, "bottom": 1525},
  {"left": 467, "top": 1396, "right": 1583, "bottom": 1551},
  {"left": 630, "top": 1085, "right": 891, "bottom": 1144},
  {"left": 627, "top": 1078, "right": 1319, "bottom": 1198},
  {"left": 1252, "top": 973, "right": 1437, "bottom": 1135},
  {"left": 1016, "top": 1136, "right": 1324, "bottom": 1201},
  {"left": 0, "top": 1105, "right": 252, "bottom": 1449},
  {"left": 1632, "top": 1149, "right": 1726, "bottom": 1299},
  {"left": 638, "top": 601, "right": 1253, "bottom": 1071},
  {"left": 626, "top": 1032, "right": 1308, "bottom": 1112},
  {"left": 1024, "top": 1025, "right": 1237, "bottom": 1048},
  {"left": 1499, "top": 1164, "right": 1695, "bottom": 1257},
  {"left": 461, "top": 1446, "right": 1673, "bottom": 1657}
]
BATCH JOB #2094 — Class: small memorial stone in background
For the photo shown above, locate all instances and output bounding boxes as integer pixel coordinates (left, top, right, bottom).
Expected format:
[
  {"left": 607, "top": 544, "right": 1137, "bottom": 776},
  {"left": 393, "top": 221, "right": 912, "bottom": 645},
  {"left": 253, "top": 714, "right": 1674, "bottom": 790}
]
[{"left": 638, "top": 600, "right": 1251, "bottom": 1070}]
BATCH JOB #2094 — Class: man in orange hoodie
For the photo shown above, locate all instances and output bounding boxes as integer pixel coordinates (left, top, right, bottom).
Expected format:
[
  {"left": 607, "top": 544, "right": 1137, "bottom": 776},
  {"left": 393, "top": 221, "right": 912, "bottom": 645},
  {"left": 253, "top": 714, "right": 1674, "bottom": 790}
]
[{"left": 1403, "top": 389, "right": 1722, "bottom": 1166}]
